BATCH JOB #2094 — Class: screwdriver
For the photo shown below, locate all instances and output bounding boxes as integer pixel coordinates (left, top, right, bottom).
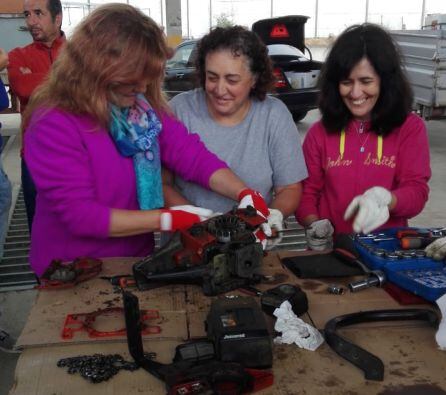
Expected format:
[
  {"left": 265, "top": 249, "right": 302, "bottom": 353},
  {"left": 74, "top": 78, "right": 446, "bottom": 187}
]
[
  {"left": 269, "top": 228, "right": 303, "bottom": 238},
  {"left": 400, "top": 236, "right": 439, "bottom": 250},
  {"left": 396, "top": 229, "right": 432, "bottom": 239}
]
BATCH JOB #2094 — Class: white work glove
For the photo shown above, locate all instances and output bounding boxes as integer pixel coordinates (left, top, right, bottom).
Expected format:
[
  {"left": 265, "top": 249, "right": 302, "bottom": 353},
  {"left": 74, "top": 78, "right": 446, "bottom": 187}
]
[
  {"left": 273, "top": 301, "right": 324, "bottom": 351},
  {"left": 265, "top": 208, "right": 284, "bottom": 250},
  {"left": 160, "top": 205, "right": 214, "bottom": 231},
  {"left": 425, "top": 237, "right": 446, "bottom": 261},
  {"left": 344, "top": 186, "right": 392, "bottom": 234},
  {"left": 305, "top": 219, "right": 334, "bottom": 251}
]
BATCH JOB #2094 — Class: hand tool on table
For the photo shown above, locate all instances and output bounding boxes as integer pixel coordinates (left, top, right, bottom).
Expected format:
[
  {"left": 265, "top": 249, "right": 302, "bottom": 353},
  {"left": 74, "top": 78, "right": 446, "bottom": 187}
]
[
  {"left": 100, "top": 274, "right": 136, "bottom": 288},
  {"left": 268, "top": 228, "right": 301, "bottom": 238},
  {"left": 327, "top": 284, "right": 345, "bottom": 295},
  {"left": 348, "top": 270, "right": 386, "bottom": 292},
  {"left": 395, "top": 229, "right": 437, "bottom": 249},
  {"left": 332, "top": 247, "right": 386, "bottom": 292},
  {"left": 400, "top": 236, "right": 440, "bottom": 249},
  {"left": 396, "top": 229, "right": 432, "bottom": 239}
]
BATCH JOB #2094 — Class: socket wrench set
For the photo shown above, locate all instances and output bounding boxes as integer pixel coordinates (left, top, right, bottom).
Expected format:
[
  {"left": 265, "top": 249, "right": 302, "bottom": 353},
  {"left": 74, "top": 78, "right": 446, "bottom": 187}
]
[{"left": 353, "top": 227, "right": 446, "bottom": 301}]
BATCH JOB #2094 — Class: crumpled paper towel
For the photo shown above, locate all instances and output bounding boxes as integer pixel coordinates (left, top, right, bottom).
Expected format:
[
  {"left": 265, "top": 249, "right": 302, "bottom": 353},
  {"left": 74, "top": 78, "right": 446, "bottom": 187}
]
[
  {"left": 435, "top": 293, "right": 446, "bottom": 350},
  {"left": 273, "top": 301, "right": 324, "bottom": 351}
]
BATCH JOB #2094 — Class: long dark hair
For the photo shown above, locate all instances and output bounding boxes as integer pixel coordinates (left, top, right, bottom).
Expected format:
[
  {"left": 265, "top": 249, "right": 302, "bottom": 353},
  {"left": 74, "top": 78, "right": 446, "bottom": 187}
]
[
  {"left": 195, "top": 26, "right": 275, "bottom": 101},
  {"left": 318, "top": 23, "right": 413, "bottom": 135}
]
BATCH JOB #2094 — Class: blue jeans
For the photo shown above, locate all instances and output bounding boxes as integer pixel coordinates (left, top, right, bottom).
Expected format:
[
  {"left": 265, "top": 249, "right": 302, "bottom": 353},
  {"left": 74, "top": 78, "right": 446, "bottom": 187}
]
[
  {"left": 0, "top": 163, "right": 12, "bottom": 259},
  {"left": 21, "top": 158, "right": 36, "bottom": 233}
]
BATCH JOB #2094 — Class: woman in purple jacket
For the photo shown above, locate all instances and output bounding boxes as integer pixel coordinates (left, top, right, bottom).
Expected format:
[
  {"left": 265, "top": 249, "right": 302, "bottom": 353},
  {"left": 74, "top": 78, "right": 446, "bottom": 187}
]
[{"left": 23, "top": 4, "right": 270, "bottom": 276}]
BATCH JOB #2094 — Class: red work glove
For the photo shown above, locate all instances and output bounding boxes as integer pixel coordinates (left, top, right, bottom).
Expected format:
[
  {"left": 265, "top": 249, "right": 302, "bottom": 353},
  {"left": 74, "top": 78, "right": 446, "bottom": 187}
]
[
  {"left": 253, "top": 228, "right": 268, "bottom": 250},
  {"left": 238, "top": 189, "right": 271, "bottom": 249},
  {"left": 160, "top": 209, "right": 204, "bottom": 231},
  {"left": 238, "top": 189, "right": 270, "bottom": 219}
]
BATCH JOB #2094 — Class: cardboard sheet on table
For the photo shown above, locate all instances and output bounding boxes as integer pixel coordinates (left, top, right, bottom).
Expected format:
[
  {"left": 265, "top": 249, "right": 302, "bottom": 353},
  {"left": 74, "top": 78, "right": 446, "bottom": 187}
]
[
  {"left": 11, "top": 327, "right": 446, "bottom": 395},
  {"left": 271, "top": 326, "right": 446, "bottom": 394},
  {"left": 17, "top": 258, "right": 189, "bottom": 348},
  {"left": 11, "top": 255, "right": 446, "bottom": 394},
  {"left": 17, "top": 252, "right": 434, "bottom": 348},
  {"left": 17, "top": 254, "right": 288, "bottom": 348},
  {"left": 11, "top": 340, "right": 178, "bottom": 395}
]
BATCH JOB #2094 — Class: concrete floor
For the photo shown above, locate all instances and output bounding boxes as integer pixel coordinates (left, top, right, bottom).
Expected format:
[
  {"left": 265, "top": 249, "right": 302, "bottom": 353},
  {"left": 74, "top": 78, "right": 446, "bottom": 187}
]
[
  {"left": 0, "top": 110, "right": 445, "bottom": 395},
  {"left": 0, "top": 113, "right": 31, "bottom": 395}
]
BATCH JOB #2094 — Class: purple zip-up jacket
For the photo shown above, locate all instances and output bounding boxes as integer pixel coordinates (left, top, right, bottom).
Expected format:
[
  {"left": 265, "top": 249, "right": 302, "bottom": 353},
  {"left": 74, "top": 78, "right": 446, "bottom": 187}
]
[{"left": 25, "top": 108, "right": 228, "bottom": 276}]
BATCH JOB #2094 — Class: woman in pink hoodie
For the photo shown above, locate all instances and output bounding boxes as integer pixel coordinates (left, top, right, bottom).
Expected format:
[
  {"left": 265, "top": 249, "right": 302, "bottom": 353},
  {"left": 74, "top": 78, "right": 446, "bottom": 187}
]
[{"left": 295, "top": 23, "right": 430, "bottom": 250}]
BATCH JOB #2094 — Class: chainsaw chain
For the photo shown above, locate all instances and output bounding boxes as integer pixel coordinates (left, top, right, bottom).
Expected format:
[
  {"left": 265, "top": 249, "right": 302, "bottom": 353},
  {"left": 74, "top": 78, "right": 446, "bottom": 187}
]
[{"left": 57, "top": 353, "right": 140, "bottom": 383}]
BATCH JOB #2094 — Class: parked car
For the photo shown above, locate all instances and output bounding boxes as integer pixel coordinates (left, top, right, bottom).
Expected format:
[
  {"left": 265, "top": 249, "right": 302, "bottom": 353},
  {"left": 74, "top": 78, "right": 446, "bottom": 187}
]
[
  {"left": 164, "top": 40, "right": 198, "bottom": 99},
  {"left": 164, "top": 16, "right": 324, "bottom": 122}
]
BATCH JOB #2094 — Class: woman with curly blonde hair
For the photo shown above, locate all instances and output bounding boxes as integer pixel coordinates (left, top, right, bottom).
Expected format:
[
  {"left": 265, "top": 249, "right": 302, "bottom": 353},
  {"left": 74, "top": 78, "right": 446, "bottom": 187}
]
[{"left": 24, "top": 3, "right": 269, "bottom": 276}]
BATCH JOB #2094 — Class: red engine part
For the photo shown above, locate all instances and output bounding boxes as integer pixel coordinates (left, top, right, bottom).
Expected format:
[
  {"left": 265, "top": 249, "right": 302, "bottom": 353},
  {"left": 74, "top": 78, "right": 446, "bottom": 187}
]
[
  {"left": 37, "top": 257, "right": 103, "bottom": 290},
  {"left": 236, "top": 209, "right": 266, "bottom": 228},
  {"left": 174, "top": 227, "right": 216, "bottom": 266},
  {"left": 171, "top": 208, "right": 266, "bottom": 268},
  {"left": 166, "top": 366, "right": 274, "bottom": 395},
  {"left": 61, "top": 307, "right": 160, "bottom": 339}
]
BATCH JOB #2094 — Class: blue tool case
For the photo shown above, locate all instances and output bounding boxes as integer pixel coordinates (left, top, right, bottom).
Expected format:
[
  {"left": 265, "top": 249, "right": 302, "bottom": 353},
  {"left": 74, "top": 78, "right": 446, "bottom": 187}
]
[{"left": 353, "top": 227, "right": 446, "bottom": 302}]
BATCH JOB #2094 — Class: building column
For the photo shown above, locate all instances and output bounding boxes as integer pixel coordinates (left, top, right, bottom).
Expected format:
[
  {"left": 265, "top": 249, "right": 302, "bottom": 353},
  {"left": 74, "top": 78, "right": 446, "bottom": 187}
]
[{"left": 165, "top": 0, "right": 182, "bottom": 47}]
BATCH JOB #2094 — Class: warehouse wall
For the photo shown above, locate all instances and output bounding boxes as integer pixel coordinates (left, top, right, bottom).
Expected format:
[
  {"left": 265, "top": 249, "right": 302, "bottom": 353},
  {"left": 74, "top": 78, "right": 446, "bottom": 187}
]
[{"left": 0, "top": 0, "right": 23, "bottom": 14}]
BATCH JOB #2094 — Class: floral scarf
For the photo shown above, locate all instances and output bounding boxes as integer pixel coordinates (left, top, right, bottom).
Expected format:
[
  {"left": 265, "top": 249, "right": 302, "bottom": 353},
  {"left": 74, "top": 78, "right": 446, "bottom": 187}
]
[{"left": 109, "top": 94, "right": 164, "bottom": 210}]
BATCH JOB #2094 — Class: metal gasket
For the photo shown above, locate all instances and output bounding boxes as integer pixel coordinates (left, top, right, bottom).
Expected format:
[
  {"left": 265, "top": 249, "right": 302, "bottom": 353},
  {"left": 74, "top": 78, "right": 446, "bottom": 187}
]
[
  {"left": 62, "top": 307, "right": 160, "bottom": 339},
  {"left": 324, "top": 309, "right": 439, "bottom": 381}
]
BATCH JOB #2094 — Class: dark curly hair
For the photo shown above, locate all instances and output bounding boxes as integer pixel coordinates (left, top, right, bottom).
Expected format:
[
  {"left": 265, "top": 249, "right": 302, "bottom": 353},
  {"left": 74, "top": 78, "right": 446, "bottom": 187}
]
[
  {"left": 195, "top": 26, "right": 274, "bottom": 101},
  {"left": 318, "top": 23, "right": 413, "bottom": 136}
]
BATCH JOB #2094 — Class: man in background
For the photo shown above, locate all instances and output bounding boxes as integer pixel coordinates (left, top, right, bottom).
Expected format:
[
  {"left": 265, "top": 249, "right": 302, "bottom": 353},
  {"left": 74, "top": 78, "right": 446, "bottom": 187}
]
[{"left": 7, "top": 0, "right": 64, "bottom": 232}]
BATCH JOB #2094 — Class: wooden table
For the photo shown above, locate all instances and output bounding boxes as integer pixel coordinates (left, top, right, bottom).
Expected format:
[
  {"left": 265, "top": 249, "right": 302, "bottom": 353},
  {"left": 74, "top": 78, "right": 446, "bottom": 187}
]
[{"left": 10, "top": 254, "right": 446, "bottom": 395}]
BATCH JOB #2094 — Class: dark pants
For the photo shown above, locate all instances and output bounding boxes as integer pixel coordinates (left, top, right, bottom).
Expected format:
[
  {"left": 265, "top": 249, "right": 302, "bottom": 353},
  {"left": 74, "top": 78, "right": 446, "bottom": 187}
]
[{"left": 21, "top": 158, "right": 36, "bottom": 233}]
